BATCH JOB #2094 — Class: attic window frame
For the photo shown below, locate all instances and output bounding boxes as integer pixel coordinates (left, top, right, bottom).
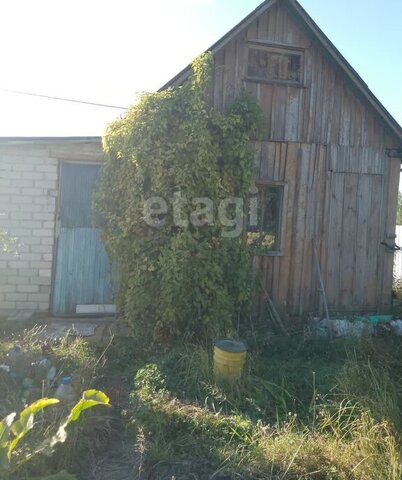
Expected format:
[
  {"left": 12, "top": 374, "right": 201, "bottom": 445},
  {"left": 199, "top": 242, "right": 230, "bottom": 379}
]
[{"left": 246, "top": 42, "right": 305, "bottom": 87}]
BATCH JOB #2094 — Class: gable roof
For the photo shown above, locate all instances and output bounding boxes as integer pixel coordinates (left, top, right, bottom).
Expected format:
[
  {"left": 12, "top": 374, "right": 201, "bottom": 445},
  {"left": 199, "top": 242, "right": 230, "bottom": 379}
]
[{"left": 161, "top": 0, "right": 402, "bottom": 142}]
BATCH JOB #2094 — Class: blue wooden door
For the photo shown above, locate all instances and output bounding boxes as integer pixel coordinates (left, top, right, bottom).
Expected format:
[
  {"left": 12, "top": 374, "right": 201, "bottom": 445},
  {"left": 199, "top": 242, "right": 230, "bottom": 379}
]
[{"left": 52, "top": 163, "right": 114, "bottom": 315}]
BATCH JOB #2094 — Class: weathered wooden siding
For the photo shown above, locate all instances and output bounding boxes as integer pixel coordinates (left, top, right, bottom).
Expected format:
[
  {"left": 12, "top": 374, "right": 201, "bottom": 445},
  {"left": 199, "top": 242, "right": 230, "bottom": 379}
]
[
  {"left": 210, "top": 0, "right": 401, "bottom": 315},
  {"left": 252, "top": 141, "right": 327, "bottom": 315},
  {"left": 212, "top": 2, "right": 398, "bottom": 150}
]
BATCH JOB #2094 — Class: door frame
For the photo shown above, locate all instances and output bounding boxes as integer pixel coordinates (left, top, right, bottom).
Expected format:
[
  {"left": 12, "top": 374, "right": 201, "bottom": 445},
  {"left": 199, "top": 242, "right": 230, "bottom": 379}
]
[{"left": 51, "top": 159, "right": 103, "bottom": 317}]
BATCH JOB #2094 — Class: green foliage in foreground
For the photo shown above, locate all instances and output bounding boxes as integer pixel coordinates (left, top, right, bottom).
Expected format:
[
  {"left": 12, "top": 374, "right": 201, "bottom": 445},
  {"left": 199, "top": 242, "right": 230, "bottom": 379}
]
[
  {"left": 95, "top": 52, "right": 263, "bottom": 343},
  {"left": 126, "top": 336, "right": 402, "bottom": 480},
  {"left": 0, "top": 390, "right": 110, "bottom": 473}
]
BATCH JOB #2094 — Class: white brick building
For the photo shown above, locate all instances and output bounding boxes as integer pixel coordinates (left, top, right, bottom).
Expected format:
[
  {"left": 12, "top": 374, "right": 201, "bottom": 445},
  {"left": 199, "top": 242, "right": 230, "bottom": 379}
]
[{"left": 0, "top": 137, "right": 112, "bottom": 316}]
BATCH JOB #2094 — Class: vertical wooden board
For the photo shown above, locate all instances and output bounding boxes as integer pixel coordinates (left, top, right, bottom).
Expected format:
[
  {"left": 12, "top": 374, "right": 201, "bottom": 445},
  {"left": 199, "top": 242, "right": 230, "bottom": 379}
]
[
  {"left": 223, "top": 40, "right": 237, "bottom": 107},
  {"left": 339, "top": 173, "right": 358, "bottom": 307},
  {"left": 277, "top": 142, "right": 298, "bottom": 307},
  {"left": 301, "top": 143, "right": 318, "bottom": 313},
  {"left": 305, "top": 49, "right": 316, "bottom": 142},
  {"left": 364, "top": 175, "right": 382, "bottom": 306},
  {"left": 384, "top": 158, "right": 400, "bottom": 239},
  {"left": 297, "top": 88, "right": 305, "bottom": 143},
  {"left": 300, "top": 44, "right": 314, "bottom": 141},
  {"left": 271, "top": 256, "right": 281, "bottom": 304},
  {"left": 360, "top": 106, "right": 367, "bottom": 146},
  {"left": 324, "top": 69, "right": 336, "bottom": 144},
  {"left": 290, "top": 144, "right": 309, "bottom": 314},
  {"left": 236, "top": 39, "right": 248, "bottom": 89},
  {"left": 257, "top": 10, "right": 269, "bottom": 40},
  {"left": 213, "top": 50, "right": 225, "bottom": 111},
  {"left": 246, "top": 17, "right": 258, "bottom": 40},
  {"left": 266, "top": 2, "right": 277, "bottom": 41},
  {"left": 381, "top": 158, "right": 400, "bottom": 306},
  {"left": 279, "top": 142, "right": 287, "bottom": 182},
  {"left": 311, "top": 144, "right": 327, "bottom": 310},
  {"left": 260, "top": 142, "right": 276, "bottom": 180},
  {"left": 274, "top": 87, "right": 287, "bottom": 140},
  {"left": 318, "top": 150, "right": 331, "bottom": 315},
  {"left": 284, "top": 88, "right": 300, "bottom": 141},
  {"left": 354, "top": 175, "right": 370, "bottom": 307},
  {"left": 276, "top": 1, "right": 287, "bottom": 44},
  {"left": 283, "top": 5, "right": 292, "bottom": 44},
  {"left": 328, "top": 144, "right": 337, "bottom": 172},
  {"left": 312, "top": 53, "right": 325, "bottom": 143},
  {"left": 264, "top": 256, "right": 274, "bottom": 296},
  {"left": 273, "top": 142, "right": 282, "bottom": 180},
  {"left": 340, "top": 89, "right": 352, "bottom": 146},
  {"left": 234, "top": 39, "right": 241, "bottom": 96},
  {"left": 326, "top": 173, "right": 344, "bottom": 306},
  {"left": 284, "top": 3, "right": 311, "bottom": 47},
  {"left": 333, "top": 80, "right": 344, "bottom": 146},
  {"left": 348, "top": 96, "right": 357, "bottom": 148},
  {"left": 261, "top": 84, "right": 274, "bottom": 140}
]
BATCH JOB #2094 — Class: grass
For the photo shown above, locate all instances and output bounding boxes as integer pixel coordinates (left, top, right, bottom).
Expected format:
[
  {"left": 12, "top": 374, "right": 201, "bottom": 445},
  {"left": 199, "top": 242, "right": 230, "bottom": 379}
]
[
  {"left": 1, "top": 318, "right": 401, "bottom": 479},
  {"left": 125, "top": 333, "right": 402, "bottom": 479},
  {"left": 0, "top": 322, "right": 114, "bottom": 480}
]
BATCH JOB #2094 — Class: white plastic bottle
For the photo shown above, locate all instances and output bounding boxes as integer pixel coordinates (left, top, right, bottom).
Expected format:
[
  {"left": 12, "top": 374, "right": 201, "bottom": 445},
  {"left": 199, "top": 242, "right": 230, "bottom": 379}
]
[{"left": 55, "top": 376, "right": 77, "bottom": 403}]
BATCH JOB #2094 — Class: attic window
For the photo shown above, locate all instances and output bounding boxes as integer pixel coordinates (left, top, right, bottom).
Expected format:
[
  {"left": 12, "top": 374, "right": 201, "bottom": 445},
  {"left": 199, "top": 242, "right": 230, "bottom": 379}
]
[{"left": 247, "top": 46, "right": 303, "bottom": 85}]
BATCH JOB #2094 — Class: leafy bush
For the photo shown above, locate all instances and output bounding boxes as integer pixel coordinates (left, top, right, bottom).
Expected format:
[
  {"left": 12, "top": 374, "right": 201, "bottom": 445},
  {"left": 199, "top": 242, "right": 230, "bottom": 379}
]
[{"left": 95, "top": 53, "right": 263, "bottom": 344}]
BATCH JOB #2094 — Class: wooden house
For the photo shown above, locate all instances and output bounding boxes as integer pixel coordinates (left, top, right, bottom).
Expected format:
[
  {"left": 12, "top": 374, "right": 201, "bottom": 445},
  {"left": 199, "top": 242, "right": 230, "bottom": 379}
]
[{"left": 163, "top": 0, "right": 402, "bottom": 316}]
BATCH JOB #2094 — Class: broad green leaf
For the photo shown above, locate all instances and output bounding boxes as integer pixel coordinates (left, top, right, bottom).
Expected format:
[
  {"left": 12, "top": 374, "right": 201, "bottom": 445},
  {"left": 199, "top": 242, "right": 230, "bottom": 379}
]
[
  {"left": 65, "top": 390, "right": 110, "bottom": 425},
  {"left": 8, "top": 398, "right": 59, "bottom": 458},
  {"left": 49, "top": 390, "right": 110, "bottom": 450}
]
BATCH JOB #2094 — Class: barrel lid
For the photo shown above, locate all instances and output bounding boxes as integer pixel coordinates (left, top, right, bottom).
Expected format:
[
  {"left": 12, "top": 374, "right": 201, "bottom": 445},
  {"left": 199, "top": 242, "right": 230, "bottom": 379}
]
[{"left": 213, "top": 338, "right": 247, "bottom": 353}]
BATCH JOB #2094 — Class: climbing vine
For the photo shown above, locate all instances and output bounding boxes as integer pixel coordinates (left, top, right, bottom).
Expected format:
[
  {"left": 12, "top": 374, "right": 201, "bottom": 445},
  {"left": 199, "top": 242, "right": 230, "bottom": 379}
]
[{"left": 95, "top": 53, "right": 263, "bottom": 344}]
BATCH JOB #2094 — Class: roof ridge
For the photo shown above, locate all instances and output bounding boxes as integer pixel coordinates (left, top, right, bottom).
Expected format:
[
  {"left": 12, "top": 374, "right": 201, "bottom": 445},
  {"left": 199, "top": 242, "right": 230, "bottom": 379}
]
[{"left": 160, "top": 0, "right": 402, "bottom": 141}]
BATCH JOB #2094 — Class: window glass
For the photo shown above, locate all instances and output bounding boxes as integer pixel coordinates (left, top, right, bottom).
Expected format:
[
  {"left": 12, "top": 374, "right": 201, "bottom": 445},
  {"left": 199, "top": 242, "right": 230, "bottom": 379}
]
[
  {"left": 247, "top": 184, "right": 284, "bottom": 252},
  {"left": 247, "top": 47, "right": 302, "bottom": 83}
]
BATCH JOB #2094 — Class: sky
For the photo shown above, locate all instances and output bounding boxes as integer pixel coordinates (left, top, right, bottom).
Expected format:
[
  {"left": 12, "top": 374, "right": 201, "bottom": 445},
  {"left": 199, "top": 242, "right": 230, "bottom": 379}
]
[{"left": 0, "top": 0, "right": 401, "bottom": 137}]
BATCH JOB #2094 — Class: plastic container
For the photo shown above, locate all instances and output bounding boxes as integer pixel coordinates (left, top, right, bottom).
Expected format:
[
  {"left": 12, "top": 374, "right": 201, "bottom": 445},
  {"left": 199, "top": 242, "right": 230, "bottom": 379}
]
[
  {"left": 55, "top": 376, "right": 76, "bottom": 403},
  {"left": 213, "top": 339, "right": 247, "bottom": 380}
]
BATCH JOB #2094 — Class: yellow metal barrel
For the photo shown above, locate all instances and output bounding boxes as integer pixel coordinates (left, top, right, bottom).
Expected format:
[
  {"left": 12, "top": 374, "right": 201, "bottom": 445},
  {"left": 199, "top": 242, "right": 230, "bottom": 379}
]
[{"left": 213, "top": 339, "right": 247, "bottom": 380}]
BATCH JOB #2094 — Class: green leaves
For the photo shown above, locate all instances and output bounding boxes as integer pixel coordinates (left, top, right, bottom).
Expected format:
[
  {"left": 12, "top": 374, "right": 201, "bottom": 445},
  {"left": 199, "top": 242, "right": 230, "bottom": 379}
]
[
  {"left": 95, "top": 52, "right": 262, "bottom": 344},
  {"left": 0, "top": 390, "right": 110, "bottom": 471},
  {"left": 66, "top": 390, "right": 110, "bottom": 423},
  {"left": 50, "top": 390, "right": 110, "bottom": 449},
  {"left": 8, "top": 398, "right": 60, "bottom": 459}
]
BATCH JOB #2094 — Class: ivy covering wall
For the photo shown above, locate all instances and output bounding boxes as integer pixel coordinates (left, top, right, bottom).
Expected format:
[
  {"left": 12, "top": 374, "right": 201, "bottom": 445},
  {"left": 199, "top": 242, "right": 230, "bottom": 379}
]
[{"left": 95, "top": 53, "right": 262, "bottom": 344}]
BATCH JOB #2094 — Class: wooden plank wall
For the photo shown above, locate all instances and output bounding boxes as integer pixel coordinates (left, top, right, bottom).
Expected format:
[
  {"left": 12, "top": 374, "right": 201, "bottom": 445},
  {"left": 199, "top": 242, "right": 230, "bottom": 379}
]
[
  {"left": 253, "top": 141, "right": 327, "bottom": 315},
  {"left": 212, "top": 2, "right": 397, "bottom": 150},
  {"left": 210, "top": 0, "right": 401, "bottom": 315}
]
